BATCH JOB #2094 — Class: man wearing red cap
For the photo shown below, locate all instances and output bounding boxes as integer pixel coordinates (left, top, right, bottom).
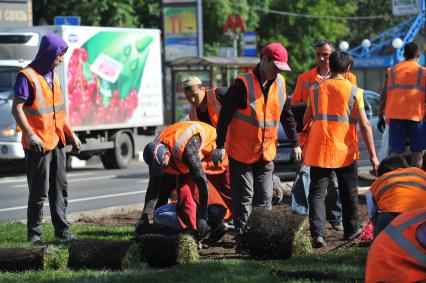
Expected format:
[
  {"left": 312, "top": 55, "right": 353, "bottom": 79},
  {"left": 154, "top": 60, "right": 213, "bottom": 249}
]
[{"left": 212, "top": 43, "right": 301, "bottom": 239}]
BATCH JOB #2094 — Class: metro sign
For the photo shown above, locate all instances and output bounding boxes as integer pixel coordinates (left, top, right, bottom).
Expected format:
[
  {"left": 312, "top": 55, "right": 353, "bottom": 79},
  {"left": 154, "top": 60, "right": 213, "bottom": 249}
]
[{"left": 223, "top": 14, "right": 246, "bottom": 33}]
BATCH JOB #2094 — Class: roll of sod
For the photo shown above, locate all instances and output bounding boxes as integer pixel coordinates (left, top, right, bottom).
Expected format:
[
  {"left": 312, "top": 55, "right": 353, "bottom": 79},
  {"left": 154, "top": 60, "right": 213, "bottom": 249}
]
[
  {"left": 68, "top": 239, "right": 140, "bottom": 270},
  {"left": 138, "top": 233, "right": 198, "bottom": 267},
  {"left": 0, "top": 246, "right": 59, "bottom": 271},
  {"left": 241, "top": 208, "right": 312, "bottom": 259}
]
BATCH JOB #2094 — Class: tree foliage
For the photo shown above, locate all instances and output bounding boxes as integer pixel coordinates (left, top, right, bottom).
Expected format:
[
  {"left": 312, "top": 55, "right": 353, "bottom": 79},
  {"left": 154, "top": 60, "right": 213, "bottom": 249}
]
[{"left": 32, "top": 0, "right": 414, "bottom": 89}]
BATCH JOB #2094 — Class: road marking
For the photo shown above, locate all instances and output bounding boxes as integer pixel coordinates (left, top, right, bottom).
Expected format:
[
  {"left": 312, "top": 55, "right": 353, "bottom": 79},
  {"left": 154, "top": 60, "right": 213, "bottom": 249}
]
[
  {"left": 137, "top": 179, "right": 149, "bottom": 183},
  {"left": 0, "top": 172, "right": 96, "bottom": 184},
  {"left": 10, "top": 175, "right": 117, "bottom": 188},
  {"left": 0, "top": 189, "right": 147, "bottom": 212}
]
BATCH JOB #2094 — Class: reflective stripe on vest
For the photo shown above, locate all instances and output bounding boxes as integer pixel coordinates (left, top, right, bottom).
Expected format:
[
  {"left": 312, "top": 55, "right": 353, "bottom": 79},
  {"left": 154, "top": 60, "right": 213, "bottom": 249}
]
[
  {"left": 302, "top": 81, "right": 316, "bottom": 89},
  {"left": 171, "top": 122, "right": 206, "bottom": 160},
  {"left": 207, "top": 89, "right": 221, "bottom": 114},
  {"left": 312, "top": 84, "right": 357, "bottom": 124},
  {"left": 388, "top": 66, "right": 425, "bottom": 91},
  {"left": 23, "top": 68, "right": 65, "bottom": 115},
  {"left": 384, "top": 212, "right": 426, "bottom": 266},
  {"left": 233, "top": 73, "right": 285, "bottom": 128},
  {"left": 374, "top": 172, "right": 426, "bottom": 203}
]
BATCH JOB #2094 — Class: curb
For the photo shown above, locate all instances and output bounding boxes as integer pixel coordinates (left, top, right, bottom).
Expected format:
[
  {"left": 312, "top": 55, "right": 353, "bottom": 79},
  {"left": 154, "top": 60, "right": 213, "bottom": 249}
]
[{"left": 18, "top": 203, "right": 144, "bottom": 225}]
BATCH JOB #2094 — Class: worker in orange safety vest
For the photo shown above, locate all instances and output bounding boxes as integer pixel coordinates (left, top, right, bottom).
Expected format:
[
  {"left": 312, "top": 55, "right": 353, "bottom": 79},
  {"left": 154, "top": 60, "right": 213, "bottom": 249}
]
[
  {"left": 377, "top": 42, "right": 426, "bottom": 168},
  {"left": 212, "top": 43, "right": 302, "bottom": 240},
  {"left": 135, "top": 121, "right": 228, "bottom": 242},
  {"left": 365, "top": 207, "right": 426, "bottom": 283},
  {"left": 365, "top": 156, "right": 426, "bottom": 237},
  {"left": 291, "top": 40, "right": 358, "bottom": 231},
  {"left": 12, "top": 32, "right": 81, "bottom": 244},
  {"left": 303, "top": 51, "right": 379, "bottom": 248}
]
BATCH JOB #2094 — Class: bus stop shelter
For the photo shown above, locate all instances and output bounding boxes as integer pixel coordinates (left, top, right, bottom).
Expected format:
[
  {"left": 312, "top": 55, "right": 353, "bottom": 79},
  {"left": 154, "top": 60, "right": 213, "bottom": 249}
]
[{"left": 167, "top": 56, "right": 259, "bottom": 122}]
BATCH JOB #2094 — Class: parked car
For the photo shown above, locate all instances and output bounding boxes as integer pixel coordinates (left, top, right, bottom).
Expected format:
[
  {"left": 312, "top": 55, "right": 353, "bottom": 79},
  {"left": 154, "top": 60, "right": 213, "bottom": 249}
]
[{"left": 273, "top": 90, "right": 383, "bottom": 180}]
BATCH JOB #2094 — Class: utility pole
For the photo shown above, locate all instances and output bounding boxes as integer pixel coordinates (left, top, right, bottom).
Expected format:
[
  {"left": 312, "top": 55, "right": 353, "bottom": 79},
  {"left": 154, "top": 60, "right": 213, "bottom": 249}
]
[{"left": 197, "top": 0, "right": 203, "bottom": 57}]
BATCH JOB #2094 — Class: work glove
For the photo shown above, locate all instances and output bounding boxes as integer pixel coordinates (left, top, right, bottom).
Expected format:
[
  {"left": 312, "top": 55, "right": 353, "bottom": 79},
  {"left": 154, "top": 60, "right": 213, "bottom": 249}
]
[
  {"left": 212, "top": 148, "right": 225, "bottom": 167},
  {"left": 292, "top": 146, "right": 302, "bottom": 162},
  {"left": 377, "top": 116, "right": 386, "bottom": 133},
  {"left": 196, "top": 218, "right": 211, "bottom": 241},
  {"left": 70, "top": 133, "right": 81, "bottom": 154},
  {"left": 29, "top": 134, "right": 45, "bottom": 154}
]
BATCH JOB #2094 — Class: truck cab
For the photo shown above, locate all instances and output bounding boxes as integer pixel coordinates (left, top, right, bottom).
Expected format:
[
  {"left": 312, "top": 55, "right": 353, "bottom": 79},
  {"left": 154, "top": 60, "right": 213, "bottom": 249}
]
[{"left": 0, "top": 60, "right": 28, "bottom": 160}]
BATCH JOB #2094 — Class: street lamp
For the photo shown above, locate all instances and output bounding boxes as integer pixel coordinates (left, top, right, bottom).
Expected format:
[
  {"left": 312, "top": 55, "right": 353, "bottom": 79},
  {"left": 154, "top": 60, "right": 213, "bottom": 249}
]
[
  {"left": 392, "top": 37, "right": 404, "bottom": 49},
  {"left": 339, "top": 41, "right": 349, "bottom": 51},
  {"left": 361, "top": 39, "right": 371, "bottom": 48}
]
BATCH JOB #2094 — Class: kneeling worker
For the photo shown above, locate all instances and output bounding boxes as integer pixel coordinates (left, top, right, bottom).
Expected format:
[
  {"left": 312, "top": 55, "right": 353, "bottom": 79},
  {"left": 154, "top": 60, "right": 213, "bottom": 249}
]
[
  {"left": 136, "top": 121, "right": 228, "bottom": 240},
  {"left": 365, "top": 207, "right": 426, "bottom": 283},
  {"left": 366, "top": 156, "right": 426, "bottom": 237}
]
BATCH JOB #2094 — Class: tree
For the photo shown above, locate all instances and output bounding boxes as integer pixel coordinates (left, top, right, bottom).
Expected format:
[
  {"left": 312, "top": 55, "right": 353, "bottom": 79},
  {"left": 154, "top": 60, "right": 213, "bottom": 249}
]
[
  {"left": 255, "top": 0, "right": 357, "bottom": 89},
  {"left": 32, "top": 0, "right": 159, "bottom": 28}
]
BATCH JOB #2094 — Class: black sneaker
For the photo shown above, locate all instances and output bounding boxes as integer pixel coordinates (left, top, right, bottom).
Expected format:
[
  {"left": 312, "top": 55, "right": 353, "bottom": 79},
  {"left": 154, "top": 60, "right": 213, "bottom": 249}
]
[
  {"left": 206, "top": 222, "right": 228, "bottom": 243},
  {"left": 27, "top": 235, "right": 41, "bottom": 244},
  {"left": 343, "top": 228, "right": 362, "bottom": 241},
  {"left": 56, "top": 230, "right": 77, "bottom": 241},
  {"left": 312, "top": 236, "right": 326, "bottom": 248}
]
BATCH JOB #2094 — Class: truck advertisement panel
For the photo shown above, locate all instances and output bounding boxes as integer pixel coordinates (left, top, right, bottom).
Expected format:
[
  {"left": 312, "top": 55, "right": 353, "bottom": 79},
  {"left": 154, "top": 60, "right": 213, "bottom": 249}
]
[{"left": 62, "top": 26, "right": 163, "bottom": 129}]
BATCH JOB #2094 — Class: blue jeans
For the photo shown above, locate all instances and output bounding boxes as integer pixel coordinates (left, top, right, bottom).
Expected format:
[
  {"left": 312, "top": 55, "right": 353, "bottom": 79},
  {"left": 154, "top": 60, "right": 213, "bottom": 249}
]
[
  {"left": 291, "top": 165, "right": 342, "bottom": 222},
  {"left": 153, "top": 203, "right": 181, "bottom": 230}
]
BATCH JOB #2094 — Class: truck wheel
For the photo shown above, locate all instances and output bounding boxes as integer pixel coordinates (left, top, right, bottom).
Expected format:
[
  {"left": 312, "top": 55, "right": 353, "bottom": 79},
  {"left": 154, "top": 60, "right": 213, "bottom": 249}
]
[{"left": 101, "top": 132, "right": 133, "bottom": 169}]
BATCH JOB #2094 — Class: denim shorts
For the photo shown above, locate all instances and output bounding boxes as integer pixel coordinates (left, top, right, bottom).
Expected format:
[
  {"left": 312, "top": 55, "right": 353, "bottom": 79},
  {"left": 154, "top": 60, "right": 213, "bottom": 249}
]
[{"left": 389, "top": 119, "right": 424, "bottom": 153}]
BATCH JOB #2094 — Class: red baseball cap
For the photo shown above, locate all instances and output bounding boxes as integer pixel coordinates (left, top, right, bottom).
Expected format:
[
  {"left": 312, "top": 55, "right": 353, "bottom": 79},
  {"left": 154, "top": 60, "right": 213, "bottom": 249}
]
[{"left": 262, "top": 43, "right": 291, "bottom": 71}]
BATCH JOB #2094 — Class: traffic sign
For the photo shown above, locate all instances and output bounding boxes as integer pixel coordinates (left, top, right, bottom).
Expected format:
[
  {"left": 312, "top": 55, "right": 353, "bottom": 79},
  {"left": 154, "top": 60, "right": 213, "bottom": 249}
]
[
  {"left": 54, "top": 16, "right": 81, "bottom": 26},
  {"left": 242, "top": 32, "right": 257, "bottom": 57}
]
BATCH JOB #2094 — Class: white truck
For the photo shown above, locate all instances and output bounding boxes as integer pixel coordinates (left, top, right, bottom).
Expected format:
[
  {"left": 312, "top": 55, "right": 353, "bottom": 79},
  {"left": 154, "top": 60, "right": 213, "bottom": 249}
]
[{"left": 0, "top": 25, "right": 163, "bottom": 169}]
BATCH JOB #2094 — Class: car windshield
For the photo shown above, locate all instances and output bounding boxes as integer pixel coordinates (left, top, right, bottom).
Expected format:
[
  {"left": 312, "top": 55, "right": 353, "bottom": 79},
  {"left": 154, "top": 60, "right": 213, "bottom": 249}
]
[
  {"left": 363, "top": 91, "right": 380, "bottom": 117},
  {"left": 0, "top": 67, "right": 19, "bottom": 100}
]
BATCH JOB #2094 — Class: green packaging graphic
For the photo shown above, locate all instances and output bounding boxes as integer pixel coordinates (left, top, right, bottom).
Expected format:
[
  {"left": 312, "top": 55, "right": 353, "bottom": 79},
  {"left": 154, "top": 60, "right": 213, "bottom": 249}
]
[{"left": 67, "top": 32, "right": 153, "bottom": 126}]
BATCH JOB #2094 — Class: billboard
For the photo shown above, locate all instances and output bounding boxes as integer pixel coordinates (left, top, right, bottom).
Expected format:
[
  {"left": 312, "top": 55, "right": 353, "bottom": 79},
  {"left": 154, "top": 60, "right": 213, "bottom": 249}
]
[
  {"left": 392, "top": 0, "right": 421, "bottom": 16},
  {"left": 163, "top": 6, "right": 198, "bottom": 61},
  {"left": 0, "top": 0, "right": 32, "bottom": 27}
]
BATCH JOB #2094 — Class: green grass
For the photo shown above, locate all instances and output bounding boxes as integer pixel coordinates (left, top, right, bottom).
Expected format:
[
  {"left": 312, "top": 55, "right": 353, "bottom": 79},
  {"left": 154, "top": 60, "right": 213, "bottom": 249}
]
[{"left": 0, "top": 222, "right": 367, "bottom": 283}]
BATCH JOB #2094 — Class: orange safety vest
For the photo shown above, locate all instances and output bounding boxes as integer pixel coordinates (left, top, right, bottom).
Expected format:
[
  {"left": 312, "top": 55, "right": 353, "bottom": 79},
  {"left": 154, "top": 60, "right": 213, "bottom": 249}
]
[
  {"left": 157, "top": 121, "right": 227, "bottom": 175},
  {"left": 292, "top": 67, "right": 357, "bottom": 105},
  {"left": 371, "top": 167, "right": 426, "bottom": 213},
  {"left": 365, "top": 207, "right": 426, "bottom": 283},
  {"left": 226, "top": 71, "right": 286, "bottom": 164},
  {"left": 20, "top": 66, "right": 66, "bottom": 151},
  {"left": 189, "top": 88, "right": 222, "bottom": 127},
  {"left": 385, "top": 61, "right": 426, "bottom": 121},
  {"left": 292, "top": 68, "right": 357, "bottom": 150},
  {"left": 304, "top": 79, "right": 360, "bottom": 168}
]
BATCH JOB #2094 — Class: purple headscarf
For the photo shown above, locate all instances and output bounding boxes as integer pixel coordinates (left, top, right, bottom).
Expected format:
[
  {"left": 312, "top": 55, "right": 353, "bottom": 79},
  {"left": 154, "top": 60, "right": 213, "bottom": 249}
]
[{"left": 29, "top": 32, "right": 68, "bottom": 75}]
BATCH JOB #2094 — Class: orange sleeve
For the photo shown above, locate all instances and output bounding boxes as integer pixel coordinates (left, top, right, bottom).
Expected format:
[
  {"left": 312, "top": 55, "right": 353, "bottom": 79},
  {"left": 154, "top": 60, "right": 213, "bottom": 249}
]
[
  {"left": 348, "top": 72, "right": 357, "bottom": 86},
  {"left": 292, "top": 74, "right": 304, "bottom": 104}
]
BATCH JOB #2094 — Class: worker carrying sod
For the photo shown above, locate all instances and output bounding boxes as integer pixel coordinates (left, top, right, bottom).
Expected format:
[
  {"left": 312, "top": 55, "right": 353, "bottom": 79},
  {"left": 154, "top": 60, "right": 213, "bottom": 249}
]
[
  {"left": 290, "top": 40, "right": 359, "bottom": 232},
  {"left": 303, "top": 51, "right": 379, "bottom": 248},
  {"left": 365, "top": 207, "right": 426, "bottom": 283},
  {"left": 212, "top": 42, "right": 301, "bottom": 242},
  {"left": 183, "top": 75, "right": 286, "bottom": 206},
  {"left": 366, "top": 156, "right": 426, "bottom": 237},
  {"left": 135, "top": 121, "right": 229, "bottom": 241}
]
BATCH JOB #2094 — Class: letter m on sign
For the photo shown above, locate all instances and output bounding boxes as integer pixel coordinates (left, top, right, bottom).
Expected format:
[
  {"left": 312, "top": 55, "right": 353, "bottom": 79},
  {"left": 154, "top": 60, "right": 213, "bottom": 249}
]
[{"left": 223, "top": 14, "right": 246, "bottom": 33}]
